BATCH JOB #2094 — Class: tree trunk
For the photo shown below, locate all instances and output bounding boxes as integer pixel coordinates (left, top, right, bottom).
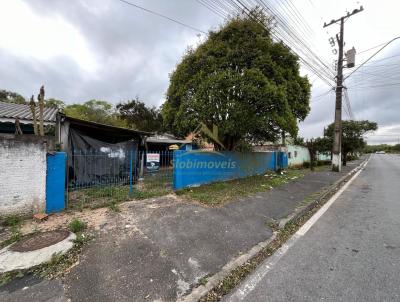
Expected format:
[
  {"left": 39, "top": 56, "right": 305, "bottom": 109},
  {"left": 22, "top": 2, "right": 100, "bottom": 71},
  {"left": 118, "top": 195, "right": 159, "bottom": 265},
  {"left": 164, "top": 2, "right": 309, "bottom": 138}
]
[{"left": 343, "top": 152, "right": 347, "bottom": 166}]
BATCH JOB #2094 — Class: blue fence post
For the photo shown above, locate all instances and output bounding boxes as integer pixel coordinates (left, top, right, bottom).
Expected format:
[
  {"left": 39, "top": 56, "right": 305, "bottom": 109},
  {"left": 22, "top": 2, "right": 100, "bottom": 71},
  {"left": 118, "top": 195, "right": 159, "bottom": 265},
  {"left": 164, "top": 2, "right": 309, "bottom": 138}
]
[{"left": 129, "top": 149, "right": 133, "bottom": 196}]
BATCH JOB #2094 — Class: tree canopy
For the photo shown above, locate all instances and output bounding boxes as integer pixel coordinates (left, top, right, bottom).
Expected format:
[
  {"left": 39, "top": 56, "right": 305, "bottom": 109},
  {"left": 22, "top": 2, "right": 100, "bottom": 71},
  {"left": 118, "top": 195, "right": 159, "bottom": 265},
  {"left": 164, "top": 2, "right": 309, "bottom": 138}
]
[
  {"left": 163, "top": 11, "right": 311, "bottom": 150},
  {"left": 0, "top": 89, "right": 26, "bottom": 104},
  {"left": 63, "top": 100, "right": 128, "bottom": 128},
  {"left": 325, "top": 120, "right": 377, "bottom": 165},
  {"left": 117, "top": 97, "right": 163, "bottom": 132}
]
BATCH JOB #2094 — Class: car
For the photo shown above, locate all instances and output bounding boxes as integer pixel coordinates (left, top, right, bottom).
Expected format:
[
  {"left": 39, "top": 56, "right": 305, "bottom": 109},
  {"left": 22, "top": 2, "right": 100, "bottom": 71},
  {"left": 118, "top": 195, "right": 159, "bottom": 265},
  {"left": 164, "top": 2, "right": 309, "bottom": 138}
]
[{"left": 375, "top": 151, "right": 386, "bottom": 154}]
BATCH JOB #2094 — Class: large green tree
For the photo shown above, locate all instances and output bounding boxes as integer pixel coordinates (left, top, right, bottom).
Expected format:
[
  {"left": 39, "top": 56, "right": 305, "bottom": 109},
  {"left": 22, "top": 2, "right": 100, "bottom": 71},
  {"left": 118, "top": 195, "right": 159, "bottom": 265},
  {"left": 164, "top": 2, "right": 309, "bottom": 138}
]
[
  {"left": 64, "top": 100, "right": 127, "bottom": 127},
  {"left": 162, "top": 11, "right": 311, "bottom": 150},
  {"left": 325, "top": 120, "right": 377, "bottom": 165},
  {"left": 116, "top": 97, "right": 163, "bottom": 132},
  {"left": 0, "top": 89, "right": 26, "bottom": 104}
]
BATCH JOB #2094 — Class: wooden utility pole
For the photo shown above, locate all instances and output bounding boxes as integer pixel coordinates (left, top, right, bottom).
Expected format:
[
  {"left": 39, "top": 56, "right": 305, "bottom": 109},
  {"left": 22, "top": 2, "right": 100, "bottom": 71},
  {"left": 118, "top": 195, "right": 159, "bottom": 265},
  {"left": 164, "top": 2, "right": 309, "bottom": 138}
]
[{"left": 324, "top": 6, "right": 363, "bottom": 172}]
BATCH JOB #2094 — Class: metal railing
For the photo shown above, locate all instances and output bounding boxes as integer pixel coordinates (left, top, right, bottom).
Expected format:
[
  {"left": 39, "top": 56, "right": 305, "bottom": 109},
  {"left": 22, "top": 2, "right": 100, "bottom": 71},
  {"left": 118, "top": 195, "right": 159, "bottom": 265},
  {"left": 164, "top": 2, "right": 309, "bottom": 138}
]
[{"left": 66, "top": 150, "right": 173, "bottom": 209}]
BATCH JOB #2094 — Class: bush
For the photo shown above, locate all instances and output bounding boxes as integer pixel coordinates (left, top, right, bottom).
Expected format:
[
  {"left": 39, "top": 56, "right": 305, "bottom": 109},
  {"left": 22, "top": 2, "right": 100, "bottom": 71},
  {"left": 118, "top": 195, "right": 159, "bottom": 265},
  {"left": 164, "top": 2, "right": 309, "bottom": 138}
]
[
  {"left": 303, "top": 162, "right": 311, "bottom": 168},
  {"left": 68, "top": 218, "right": 86, "bottom": 233},
  {"left": 317, "top": 160, "right": 330, "bottom": 166},
  {"left": 346, "top": 155, "right": 359, "bottom": 161}
]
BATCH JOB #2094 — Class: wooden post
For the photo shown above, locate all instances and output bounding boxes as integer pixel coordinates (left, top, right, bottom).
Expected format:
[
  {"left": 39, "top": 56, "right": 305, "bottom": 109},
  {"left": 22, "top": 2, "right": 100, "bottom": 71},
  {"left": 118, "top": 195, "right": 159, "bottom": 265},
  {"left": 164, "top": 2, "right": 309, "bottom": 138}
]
[
  {"left": 29, "top": 95, "right": 38, "bottom": 135},
  {"left": 38, "top": 85, "right": 45, "bottom": 136}
]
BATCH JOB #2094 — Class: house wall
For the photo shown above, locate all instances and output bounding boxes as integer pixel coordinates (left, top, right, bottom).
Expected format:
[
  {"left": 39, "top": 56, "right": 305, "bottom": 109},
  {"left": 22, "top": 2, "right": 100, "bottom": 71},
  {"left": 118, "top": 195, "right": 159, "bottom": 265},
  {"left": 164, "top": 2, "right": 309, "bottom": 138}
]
[
  {"left": 0, "top": 136, "right": 47, "bottom": 217},
  {"left": 287, "top": 145, "right": 310, "bottom": 167},
  {"left": 317, "top": 152, "right": 331, "bottom": 161}
]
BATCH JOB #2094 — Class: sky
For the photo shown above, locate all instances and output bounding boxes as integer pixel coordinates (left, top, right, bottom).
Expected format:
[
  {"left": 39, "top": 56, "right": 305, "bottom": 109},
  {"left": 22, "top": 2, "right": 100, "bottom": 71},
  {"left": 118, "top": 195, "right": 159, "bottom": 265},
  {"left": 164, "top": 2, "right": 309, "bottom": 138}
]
[{"left": 0, "top": 0, "right": 399, "bottom": 144}]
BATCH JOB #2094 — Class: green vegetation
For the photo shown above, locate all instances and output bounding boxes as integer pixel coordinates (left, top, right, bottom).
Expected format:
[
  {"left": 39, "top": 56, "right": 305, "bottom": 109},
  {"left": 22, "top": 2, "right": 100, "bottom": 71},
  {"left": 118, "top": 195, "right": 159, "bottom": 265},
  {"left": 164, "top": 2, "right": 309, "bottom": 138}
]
[
  {"left": 68, "top": 218, "right": 86, "bottom": 233},
  {"left": 1, "top": 215, "right": 22, "bottom": 227},
  {"left": 176, "top": 169, "right": 305, "bottom": 206},
  {"left": 365, "top": 144, "right": 400, "bottom": 153},
  {"left": 0, "top": 215, "right": 23, "bottom": 249},
  {"left": 68, "top": 172, "right": 173, "bottom": 210},
  {"left": 0, "top": 271, "right": 24, "bottom": 286},
  {"left": 163, "top": 9, "right": 311, "bottom": 150},
  {"left": 116, "top": 97, "right": 164, "bottom": 132},
  {"left": 0, "top": 89, "right": 26, "bottom": 104},
  {"left": 34, "top": 232, "right": 91, "bottom": 279},
  {"left": 198, "top": 276, "right": 209, "bottom": 286},
  {"left": 324, "top": 120, "right": 377, "bottom": 165}
]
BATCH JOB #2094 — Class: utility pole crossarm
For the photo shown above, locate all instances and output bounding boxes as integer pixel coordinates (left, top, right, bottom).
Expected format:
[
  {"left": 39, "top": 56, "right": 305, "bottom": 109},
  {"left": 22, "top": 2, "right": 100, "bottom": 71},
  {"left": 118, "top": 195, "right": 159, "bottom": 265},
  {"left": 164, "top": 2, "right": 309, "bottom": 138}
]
[{"left": 323, "top": 6, "right": 364, "bottom": 28}]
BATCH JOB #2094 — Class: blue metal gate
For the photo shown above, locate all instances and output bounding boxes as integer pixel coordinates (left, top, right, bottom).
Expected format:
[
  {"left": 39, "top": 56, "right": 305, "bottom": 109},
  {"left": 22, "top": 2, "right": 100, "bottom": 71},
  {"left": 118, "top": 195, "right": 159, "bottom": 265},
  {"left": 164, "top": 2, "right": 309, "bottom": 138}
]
[{"left": 46, "top": 152, "right": 67, "bottom": 213}]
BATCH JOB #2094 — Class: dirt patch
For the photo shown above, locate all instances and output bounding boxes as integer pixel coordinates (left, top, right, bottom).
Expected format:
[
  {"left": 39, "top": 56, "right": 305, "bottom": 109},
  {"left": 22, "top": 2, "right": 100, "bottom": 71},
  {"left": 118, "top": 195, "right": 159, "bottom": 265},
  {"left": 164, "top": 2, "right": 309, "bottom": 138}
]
[
  {"left": 19, "top": 207, "right": 111, "bottom": 236},
  {"left": 10, "top": 230, "right": 70, "bottom": 252}
]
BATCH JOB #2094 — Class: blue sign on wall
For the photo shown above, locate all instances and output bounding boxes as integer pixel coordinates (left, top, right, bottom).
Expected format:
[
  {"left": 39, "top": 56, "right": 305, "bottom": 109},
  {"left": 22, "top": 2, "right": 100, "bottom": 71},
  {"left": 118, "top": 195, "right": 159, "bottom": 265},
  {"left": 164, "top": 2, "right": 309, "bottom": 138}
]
[
  {"left": 46, "top": 152, "right": 66, "bottom": 213},
  {"left": 173, "top": 150, "right": 283, "bottom": 190}
]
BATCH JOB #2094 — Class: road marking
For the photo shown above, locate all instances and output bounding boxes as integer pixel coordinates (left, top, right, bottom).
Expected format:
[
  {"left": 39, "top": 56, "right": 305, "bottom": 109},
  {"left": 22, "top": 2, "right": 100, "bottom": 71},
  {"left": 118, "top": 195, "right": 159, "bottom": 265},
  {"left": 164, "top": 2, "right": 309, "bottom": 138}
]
[{"left": 226, "top": 158, "right": 370, "bottom": 302}]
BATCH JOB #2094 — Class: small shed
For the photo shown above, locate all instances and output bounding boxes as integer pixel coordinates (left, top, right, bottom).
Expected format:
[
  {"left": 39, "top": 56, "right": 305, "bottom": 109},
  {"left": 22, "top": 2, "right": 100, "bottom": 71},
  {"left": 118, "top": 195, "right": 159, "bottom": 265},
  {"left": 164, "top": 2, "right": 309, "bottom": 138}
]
[{"left": 58, "top": 115, "right": 151, "bottom": 187}]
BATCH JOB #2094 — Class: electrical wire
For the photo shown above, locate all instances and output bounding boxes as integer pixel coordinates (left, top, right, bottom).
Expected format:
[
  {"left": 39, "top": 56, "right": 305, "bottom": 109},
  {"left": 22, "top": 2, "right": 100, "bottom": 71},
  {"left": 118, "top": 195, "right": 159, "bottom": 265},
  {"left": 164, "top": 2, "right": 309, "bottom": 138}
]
[{"left": 116, "top": 0, "right": 207, "bottom": 34}]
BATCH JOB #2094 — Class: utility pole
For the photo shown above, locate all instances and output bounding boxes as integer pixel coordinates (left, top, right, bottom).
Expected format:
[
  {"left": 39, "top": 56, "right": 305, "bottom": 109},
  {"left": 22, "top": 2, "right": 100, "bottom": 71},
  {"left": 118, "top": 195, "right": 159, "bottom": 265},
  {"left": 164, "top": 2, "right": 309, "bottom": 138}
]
[{"left": 324, "top": 6, "right": 363, "bottom": 172}]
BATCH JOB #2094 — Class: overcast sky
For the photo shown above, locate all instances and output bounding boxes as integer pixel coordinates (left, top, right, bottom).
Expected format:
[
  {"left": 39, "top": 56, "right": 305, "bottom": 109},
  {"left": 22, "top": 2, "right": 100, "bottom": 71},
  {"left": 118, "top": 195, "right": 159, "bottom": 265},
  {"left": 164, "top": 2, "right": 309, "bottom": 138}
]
[{"left": 0, "top": 0, "right": 399, "bottom": 144}]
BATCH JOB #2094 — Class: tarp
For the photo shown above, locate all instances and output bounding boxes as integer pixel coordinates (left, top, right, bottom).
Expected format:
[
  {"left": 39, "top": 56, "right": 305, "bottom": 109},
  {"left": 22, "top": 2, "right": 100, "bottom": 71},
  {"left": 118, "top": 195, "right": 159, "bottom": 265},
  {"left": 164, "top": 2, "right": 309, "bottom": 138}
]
[{"left": 68, "top": 128, "right": 138, "bottom": 188}]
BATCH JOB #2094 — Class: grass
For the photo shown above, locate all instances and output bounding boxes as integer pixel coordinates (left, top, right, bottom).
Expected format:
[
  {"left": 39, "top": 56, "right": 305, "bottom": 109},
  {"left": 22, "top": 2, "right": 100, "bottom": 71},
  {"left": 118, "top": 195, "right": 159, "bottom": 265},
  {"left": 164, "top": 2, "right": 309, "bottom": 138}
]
[
  {"left": 1, "top": 215, "right": 22, "bottom": 227},
  {"left": 176, "top": 169, "right": 305, "bottom": 206},
  {"left": 0, "top": 229, "right": 92, "bottom": 286},
  {"left": 68, "top": 218, "right": 86, "bottom": 233},
  {"left": 33, "top": 231, "right": 92, "bottom": 279},
  {"left": 0, "top": 215, "right": 23, "bottom": 249},
  {"left": 67, "top": 171, "right": 173, "bottom": 210}
]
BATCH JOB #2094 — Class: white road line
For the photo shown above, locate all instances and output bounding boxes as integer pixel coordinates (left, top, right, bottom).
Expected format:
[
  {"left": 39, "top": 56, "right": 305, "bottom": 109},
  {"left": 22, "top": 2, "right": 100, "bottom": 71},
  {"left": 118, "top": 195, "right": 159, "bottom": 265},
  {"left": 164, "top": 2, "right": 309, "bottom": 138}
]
[{"left": 227, "top": 158, "right": 370, "bottom": 302}]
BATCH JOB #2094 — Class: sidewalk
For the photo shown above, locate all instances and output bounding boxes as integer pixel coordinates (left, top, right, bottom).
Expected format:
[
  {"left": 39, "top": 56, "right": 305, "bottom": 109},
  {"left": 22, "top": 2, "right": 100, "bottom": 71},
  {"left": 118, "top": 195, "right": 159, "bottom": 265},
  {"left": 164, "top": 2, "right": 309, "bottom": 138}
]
[{"left": 0, "top": 160, "right": 363, "bottom": 302}]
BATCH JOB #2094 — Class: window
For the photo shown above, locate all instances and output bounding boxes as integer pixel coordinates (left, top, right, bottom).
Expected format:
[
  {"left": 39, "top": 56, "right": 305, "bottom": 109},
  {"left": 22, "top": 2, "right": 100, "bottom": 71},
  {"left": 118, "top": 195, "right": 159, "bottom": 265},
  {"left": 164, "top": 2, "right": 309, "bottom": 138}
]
[
  {"left": 288, "top": 152, "right": 292, "bottom": 159},
  {"left": 294, "top": 151, "right": 298, "bottom": 157}
]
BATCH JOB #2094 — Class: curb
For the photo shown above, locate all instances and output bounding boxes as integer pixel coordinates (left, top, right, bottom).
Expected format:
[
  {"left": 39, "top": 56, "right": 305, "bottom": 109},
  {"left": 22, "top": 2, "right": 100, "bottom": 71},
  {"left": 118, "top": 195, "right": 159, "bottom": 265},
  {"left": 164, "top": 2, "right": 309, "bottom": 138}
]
[
  {"left": 178, "top": 234, "right": 277, "bottom": 302},
  {"left": 180, "top": 157, "right": 369, "bottom": 302},
  {"left": 278, "top": 157, "right": 369, "bottom": 229}
]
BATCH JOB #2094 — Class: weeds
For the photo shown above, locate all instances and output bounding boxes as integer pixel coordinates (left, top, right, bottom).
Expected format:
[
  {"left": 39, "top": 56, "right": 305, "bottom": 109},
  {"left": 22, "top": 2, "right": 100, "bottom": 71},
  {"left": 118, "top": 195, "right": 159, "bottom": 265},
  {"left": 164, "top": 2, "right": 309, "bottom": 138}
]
[
  {"left": 1, "top": 215, "right": 22, "bottom": 227},
  {"left": 0, "top": 271, "right": 24, "bottom": 286},
  {"left": 108, "top": 202, "right": 120, "bottom": 212},
  {"left": 176, "top": 169, "right": 305, "bottom": 206},
  {"left": 68, "top": 218, "right": 86, "bottom": 233}
]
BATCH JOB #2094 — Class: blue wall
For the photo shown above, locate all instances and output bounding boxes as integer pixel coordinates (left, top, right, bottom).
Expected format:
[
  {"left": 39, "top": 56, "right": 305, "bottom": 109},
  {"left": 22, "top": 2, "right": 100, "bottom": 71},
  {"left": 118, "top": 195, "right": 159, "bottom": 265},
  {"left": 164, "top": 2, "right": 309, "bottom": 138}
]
[
  {"left": 46, "top": 152, "right": 67, "bottom": 213},
  {"left": 173, "top": 151, "right": 286, "bottom": 190}
]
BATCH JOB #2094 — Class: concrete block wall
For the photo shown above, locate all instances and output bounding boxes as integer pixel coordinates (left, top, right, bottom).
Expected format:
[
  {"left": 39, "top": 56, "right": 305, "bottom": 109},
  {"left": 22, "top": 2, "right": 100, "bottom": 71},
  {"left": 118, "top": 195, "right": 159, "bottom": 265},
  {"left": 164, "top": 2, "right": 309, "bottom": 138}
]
[
  {"left": 287, "top": 145, "right": 310, "bottom": 167},
  {"left": 0, "top": 136, "right": 47, "bottom": 217}
]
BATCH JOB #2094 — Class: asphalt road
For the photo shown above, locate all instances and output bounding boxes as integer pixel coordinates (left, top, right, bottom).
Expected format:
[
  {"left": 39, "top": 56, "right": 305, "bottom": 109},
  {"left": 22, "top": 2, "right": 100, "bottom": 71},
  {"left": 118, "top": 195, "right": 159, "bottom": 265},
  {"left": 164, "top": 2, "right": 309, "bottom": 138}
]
[{"left": 226, "top": 154, "right": 400, "bottom": 302}]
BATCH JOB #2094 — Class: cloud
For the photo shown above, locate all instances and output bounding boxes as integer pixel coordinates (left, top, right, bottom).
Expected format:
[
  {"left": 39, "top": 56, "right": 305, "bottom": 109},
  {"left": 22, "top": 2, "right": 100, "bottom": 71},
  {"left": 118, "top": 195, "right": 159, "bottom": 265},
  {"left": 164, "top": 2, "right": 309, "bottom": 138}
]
[
  {"left": 2, "top": 0, "right": 218, "bottom": 105},
  {"left": 1, "top": 0, "right": 399, "bottom": 144}
]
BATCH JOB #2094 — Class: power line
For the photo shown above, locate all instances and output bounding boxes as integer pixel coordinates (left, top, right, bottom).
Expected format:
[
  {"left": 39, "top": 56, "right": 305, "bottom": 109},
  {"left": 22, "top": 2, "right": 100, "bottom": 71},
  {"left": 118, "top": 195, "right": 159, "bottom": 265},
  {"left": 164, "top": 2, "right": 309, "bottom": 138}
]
[
  {"left": 116, "top": 0, "right": 207, "bottom": 34},
  {"left": 345, "top": 37, "right": 400, "bottom": 80},
  {"left": 347, "top": 81, "right": 400, "bottom": 89}
]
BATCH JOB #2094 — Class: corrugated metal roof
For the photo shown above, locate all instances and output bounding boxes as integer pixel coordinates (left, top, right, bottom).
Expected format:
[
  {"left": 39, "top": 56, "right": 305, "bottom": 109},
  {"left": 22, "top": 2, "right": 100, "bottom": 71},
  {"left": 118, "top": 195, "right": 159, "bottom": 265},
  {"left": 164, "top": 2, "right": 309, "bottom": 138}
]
[{"left": 0, "top": 101, "right": 58, "bottom": 122}]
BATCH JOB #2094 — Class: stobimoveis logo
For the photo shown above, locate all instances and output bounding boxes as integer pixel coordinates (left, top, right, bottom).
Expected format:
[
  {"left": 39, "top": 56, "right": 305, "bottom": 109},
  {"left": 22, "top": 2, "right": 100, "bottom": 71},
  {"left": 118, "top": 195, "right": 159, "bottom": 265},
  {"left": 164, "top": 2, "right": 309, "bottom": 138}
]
[{"left": 176, "top": 150, "right": 237, "bottom": 169}]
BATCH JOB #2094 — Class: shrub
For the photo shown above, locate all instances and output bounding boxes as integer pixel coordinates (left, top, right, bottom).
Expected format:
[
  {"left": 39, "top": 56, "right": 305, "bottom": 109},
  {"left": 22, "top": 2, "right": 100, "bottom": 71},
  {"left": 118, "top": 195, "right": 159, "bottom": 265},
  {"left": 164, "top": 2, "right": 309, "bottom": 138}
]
[
  {"left": 303, "top": 162, "right": 311, "bottom": 168},
  {"left": 2, "top": 215, "right": 22, "bottom": 227},
  {"left": 68, "top": 218, "right": 86, "bottom": 233}
]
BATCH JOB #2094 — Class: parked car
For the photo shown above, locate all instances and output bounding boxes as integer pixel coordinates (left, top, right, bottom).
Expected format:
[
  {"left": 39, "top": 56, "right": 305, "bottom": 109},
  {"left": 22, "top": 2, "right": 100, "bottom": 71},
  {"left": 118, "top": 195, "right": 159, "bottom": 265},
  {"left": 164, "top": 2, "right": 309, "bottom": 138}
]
[{"left": 375, "top": 151, "right": 386, "bottom": 154}]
